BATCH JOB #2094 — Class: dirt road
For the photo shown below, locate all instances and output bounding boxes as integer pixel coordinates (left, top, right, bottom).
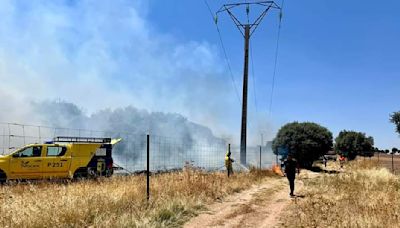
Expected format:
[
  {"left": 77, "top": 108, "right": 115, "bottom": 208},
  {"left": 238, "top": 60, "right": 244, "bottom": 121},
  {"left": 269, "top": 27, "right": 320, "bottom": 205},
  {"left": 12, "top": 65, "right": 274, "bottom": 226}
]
[{"left": 184, "top": 176, "right": 306, "bottom": 228}]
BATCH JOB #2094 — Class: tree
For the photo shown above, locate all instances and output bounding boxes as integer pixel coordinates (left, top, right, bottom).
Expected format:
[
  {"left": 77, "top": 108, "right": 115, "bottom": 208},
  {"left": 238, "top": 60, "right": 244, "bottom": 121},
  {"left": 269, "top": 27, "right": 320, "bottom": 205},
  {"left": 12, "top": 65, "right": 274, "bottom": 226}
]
[
  {"left": 390, "top": 112, "right": 400, "bottom": 135},
  {"left": 392, "top": 148, "right": 399, "bottom": 154},
  {"left": 364, "top": 136, "right": 375, "bottom": 157},
  {"left": 272, "top": 122, "right": 333, "bottom": 168},
  {"left": 335, "top": 131, "right": 374, "bottom": 160}
]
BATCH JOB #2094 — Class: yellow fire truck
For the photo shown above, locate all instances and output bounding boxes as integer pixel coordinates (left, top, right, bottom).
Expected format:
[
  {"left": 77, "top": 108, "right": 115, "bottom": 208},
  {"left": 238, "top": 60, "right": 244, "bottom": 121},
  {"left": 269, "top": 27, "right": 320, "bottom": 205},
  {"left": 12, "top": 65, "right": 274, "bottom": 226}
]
[{"left": 0, "top": 137, "right": 121, "bottom": 183}]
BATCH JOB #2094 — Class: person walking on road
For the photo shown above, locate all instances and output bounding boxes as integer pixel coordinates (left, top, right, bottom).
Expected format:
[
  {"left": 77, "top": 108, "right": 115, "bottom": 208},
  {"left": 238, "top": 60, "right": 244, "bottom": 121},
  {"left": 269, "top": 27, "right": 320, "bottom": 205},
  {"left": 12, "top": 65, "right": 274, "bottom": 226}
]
[
  {"left": 225, "top": 149, "right": 234, "bottom": 177},
  {"left": 284, "top": 155, "right": 300, "bottom": 197},
  {"left": 339, "top": 155, "right": 345, "bottom": 168},
  {"left": 323, "top": 155, "right": 327, "bottom": 167}
]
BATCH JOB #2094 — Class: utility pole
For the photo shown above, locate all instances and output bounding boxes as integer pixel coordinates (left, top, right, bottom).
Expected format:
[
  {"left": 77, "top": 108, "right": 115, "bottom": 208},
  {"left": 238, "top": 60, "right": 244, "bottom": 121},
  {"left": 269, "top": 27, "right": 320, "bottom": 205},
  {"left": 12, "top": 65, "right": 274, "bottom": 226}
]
[
  {"left": 261, "top": 133, "right": 264, "bottom": 147},
  {"left": 146, "top": 134, "right": 150, "bottom": 201},
  {"left": 259, "top": 145, "right": 262, "bottom": 169},
  {"left": 241, "top": 24, "right": 250, "bottom": 166},
  {"left": 260, "top": 133, "right": 264, "bottom": 169},
  {"left": 216, "top": 1, "right": 281, "bottom": 166},
  {"left": 392, "top": 152, "right": 394, "bottom": 173}
]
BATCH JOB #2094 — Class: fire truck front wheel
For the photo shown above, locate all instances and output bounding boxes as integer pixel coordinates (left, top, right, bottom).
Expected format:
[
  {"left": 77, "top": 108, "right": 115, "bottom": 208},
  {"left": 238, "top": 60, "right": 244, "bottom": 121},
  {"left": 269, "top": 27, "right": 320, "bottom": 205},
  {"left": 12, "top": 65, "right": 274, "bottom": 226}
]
[{"left": 0, "top": 170, "right": 7, "bottom": 184}]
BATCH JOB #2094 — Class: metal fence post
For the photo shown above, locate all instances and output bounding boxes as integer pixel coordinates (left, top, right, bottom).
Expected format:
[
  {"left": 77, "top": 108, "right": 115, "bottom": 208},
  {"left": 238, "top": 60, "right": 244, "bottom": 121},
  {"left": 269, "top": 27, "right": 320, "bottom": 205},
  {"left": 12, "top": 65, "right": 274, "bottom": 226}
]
[
  {"left": 147, "top": 134, "right": 150, "bottom": 201},
  {"left": 227, "top": 144, "right": 231, "bottom": 177},
  {"left": 7, "top": 123, "right": 10, "bottom": 152},
  {"left": 392, "top": 152, "right": 394, "bottom": 173},
  {"left": 22, "top": 125, "right": 26, "bottom": 145},
  {"left": 38, "top": 126, "right": 42, "bottom": 144}
]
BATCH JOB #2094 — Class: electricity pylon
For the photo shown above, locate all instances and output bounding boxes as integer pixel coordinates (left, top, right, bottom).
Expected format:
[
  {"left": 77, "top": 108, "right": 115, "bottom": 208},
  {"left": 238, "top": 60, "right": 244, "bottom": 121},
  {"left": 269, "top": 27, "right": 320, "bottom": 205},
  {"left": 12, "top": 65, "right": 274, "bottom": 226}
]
[{"left": 216, "top": 1, "right": 281, "bottom": 166}]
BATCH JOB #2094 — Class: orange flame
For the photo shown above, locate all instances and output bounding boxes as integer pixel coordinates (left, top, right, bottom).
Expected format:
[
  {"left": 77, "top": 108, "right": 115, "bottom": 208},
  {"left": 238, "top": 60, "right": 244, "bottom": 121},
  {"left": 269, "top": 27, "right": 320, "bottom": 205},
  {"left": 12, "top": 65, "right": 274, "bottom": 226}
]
[{"left": 272, "top": 164, "right": 284, "bottom": 176}]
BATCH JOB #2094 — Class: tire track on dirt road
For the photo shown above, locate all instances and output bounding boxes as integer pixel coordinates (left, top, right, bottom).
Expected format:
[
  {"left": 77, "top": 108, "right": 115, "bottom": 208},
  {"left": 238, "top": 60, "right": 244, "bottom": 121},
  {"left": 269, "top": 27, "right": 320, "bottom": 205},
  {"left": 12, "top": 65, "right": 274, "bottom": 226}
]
[{"left": 184, "top": 176, "right": 307, "bottom": 228}]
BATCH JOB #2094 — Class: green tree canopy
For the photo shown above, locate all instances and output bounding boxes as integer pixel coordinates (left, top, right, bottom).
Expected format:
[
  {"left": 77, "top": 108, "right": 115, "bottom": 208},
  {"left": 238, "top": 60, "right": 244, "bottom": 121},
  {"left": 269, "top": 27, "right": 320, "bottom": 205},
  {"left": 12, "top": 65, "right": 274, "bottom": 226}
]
[
  {"left": 272, "top": 122, "right": 333, "bottom": 168},
  {"left": 335, "top": 130, "right": 374, "bottom": 160},
  {"left": 390, "top": 112, "right": 400, "bottom": 135}
]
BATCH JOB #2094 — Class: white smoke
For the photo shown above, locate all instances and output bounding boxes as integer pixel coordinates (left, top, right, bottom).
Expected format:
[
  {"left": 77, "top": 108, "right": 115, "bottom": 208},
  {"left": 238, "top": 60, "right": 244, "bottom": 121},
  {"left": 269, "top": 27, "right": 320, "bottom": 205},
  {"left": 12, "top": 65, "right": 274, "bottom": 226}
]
[
  {"left": 0, "top": 0, "right": 275, "bottom": 157},
  {"left": 0, "top": 0, "right": 243, "bottom": 135},
  {"left": 30, "top": 100, "right": 227, "bottom": 170}
]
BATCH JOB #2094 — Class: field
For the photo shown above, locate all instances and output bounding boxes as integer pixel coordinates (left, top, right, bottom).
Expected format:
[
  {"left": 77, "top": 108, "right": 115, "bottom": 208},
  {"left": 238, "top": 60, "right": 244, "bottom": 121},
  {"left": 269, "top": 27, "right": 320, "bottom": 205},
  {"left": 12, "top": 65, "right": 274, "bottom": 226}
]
[
  {"left": 281, "top": 160, "right": 400, "bottom": 227},
  {"left": 2, "top": 158, "right": 400, "bottom": 227},
  {"left": 0, "top": 169, "right": 276, "bottom": 227},
  {"left": 370, "top": 153, "right": 400, "bottom": 174}
]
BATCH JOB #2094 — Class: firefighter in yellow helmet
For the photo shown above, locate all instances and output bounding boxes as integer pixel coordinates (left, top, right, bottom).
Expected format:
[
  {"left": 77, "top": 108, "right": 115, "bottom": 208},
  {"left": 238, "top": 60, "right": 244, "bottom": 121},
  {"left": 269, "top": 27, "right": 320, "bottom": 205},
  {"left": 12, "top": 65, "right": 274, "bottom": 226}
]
[{"left": 225, "top": 149, "right": 234, "bottom": 177}]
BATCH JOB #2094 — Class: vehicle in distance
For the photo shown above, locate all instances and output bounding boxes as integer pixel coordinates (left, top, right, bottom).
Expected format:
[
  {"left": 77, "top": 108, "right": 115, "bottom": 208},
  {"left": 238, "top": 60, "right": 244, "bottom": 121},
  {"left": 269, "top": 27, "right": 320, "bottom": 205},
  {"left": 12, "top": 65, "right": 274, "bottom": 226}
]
[
  {"left": 324, "top": 151, "right": 338, "bottom": 161},
  {"left": 0, "top": 136, "right": 122, "bottom": 183}
]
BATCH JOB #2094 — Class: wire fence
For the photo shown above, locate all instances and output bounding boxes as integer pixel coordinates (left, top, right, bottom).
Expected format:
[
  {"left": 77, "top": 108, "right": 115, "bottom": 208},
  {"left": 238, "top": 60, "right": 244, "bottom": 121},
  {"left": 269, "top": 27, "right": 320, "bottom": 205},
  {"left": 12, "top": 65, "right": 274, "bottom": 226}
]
[
  {"left": 113, "top": 134, "right": 228, "bottom": 172},
  {"left": 370, "top": 152, "right": 400, "bottom": 174},
  {"left": 0, "top": 122, "right": 276, "bottom": 173}
]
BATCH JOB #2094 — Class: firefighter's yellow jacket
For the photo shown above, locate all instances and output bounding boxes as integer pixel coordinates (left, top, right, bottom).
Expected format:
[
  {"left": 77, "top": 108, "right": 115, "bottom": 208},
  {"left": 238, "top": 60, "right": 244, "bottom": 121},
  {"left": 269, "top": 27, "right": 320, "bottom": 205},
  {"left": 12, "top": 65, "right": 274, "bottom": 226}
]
[{"left": 225, "top": 151, "right": 233, "bottom": 167}]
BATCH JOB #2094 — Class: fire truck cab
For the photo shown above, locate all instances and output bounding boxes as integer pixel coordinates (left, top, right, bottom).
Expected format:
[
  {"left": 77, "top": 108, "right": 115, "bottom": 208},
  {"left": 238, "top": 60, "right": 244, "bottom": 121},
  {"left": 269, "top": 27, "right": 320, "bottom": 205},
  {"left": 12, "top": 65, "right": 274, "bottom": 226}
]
[{"left": 0, "top": 137, "right": 121, "bottom": 182}]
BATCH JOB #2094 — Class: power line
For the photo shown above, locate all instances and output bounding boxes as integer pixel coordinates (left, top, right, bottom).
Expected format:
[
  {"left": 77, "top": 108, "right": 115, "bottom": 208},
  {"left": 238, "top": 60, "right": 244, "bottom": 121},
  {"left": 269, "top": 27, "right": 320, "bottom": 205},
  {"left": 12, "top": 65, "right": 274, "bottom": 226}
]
[
  {"left": 268, "top": 0, "right": 285, "bottom": 115},
  {"left": 250, "top": 43, "right": 262, "bottom": 153},
  {"left": 204, "top": 0, "right": 265, "bottom": 136},
  {"left": 204, "top": 1, "right": 282, "bottom": 151},
  {"left": 215, "top": 1, "right": 280, "bottom": 165},
  {"left": 204, "top": 0, "right": 257, "bottom": 143},
  {"left": 204, "top": 0, "right": 242, "bottom": 104},
  {"left": 246, "top": 0, "right": 258, "bottom": 114},
  {"left": 250, "top": 43, "right": 258, "bottom": 113}
]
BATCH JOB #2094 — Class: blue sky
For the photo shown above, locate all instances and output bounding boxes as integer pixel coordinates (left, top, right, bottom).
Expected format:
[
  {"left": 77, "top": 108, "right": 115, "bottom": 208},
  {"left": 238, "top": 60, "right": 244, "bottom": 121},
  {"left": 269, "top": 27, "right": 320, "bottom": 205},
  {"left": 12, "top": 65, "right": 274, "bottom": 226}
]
[
  {"left": 0, "top": 0, "right": 399, "bottom": 149},
  {"left": 147, "top": 0, "right": 400, "bottom": 149}
]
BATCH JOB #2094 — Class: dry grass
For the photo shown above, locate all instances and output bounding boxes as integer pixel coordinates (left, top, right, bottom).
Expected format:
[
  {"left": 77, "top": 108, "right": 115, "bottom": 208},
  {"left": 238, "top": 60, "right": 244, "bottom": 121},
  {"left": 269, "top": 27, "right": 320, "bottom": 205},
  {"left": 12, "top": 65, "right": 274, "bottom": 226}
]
[
  {"left": 282, "top": 160, "right": 400, "bottom": 228},
  {"left": 0, "top": 169, "right": 276, "bottom": 227}
]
